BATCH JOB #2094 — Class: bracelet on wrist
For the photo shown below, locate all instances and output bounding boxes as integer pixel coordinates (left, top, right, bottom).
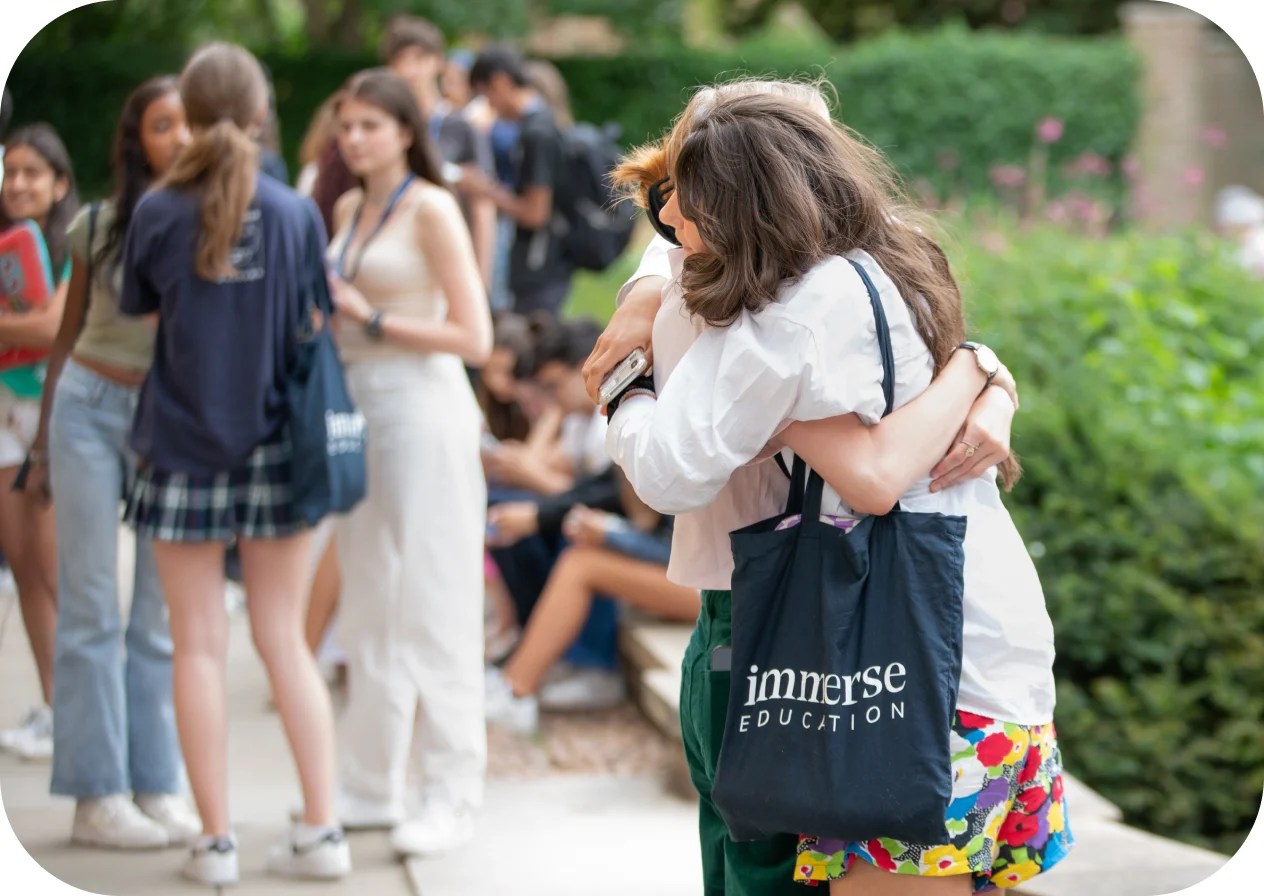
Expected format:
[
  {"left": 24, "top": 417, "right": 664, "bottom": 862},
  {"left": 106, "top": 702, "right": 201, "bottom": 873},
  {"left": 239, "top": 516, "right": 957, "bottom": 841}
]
[{"left": 605, "top": 374, "right": 656, "bottom": 418}]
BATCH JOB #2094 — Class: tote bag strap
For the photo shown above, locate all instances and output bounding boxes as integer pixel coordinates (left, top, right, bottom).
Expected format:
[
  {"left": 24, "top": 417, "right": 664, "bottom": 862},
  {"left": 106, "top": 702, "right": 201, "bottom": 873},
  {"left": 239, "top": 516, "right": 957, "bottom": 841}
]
[{"left": 798, "top": 256, "right": 899, "bottom": 522}]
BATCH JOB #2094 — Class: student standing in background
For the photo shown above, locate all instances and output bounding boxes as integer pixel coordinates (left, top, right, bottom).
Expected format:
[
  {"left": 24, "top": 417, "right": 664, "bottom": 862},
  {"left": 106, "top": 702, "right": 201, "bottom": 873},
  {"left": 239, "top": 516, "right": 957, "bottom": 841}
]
[
  {"left": 29, "top": 77, "right": 201, "bottom": 850},
  {"left": 380, "top": 15, "right": 496, "bottom": 288},
  {"left": 463, "top": 45, "right": 573, "bottom": 316},
  {"left": 0, "top": 122, "right": 78, "bottom": 763},
  {"left": 326, "top": 69, "right": 492, "bottom": 858},
  {"left": 119, "top": 43, "right": 349, "bottom": 885}
]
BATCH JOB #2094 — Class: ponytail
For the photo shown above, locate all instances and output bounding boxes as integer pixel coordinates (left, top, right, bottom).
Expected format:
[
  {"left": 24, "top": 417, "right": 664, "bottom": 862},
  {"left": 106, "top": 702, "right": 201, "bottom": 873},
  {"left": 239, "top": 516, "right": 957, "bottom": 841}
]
[{"left": 160, "top": 119, "right": 259, "bottom": 281}]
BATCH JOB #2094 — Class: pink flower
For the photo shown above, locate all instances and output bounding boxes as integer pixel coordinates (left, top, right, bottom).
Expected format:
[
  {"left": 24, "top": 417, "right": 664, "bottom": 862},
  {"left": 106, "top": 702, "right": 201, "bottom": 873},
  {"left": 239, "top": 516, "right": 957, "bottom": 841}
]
[
  {"left": 1045, "top": 200, "right": 1069, "bottom": 224},
  {"left": 1069, "top": 152, "right": 1111, "bottom": 177},
  {"left": 1198, "top": 126, "right": 1227, "bottom": 148},
  {"left": 1121, "top": 155, "right": 1141, "bottom": 180},
  {"left": 1183, "top": 166, "right": 1205, "bottom": 187},
  {"left": 1036, "top": 117, "right": 1064, "bottom": 144},
  {"left": 981, "top": 232, "right": 1008, "bottom": 255},
  {"left": 990, "top": 164, "right": 1027, "bottom": 188}
]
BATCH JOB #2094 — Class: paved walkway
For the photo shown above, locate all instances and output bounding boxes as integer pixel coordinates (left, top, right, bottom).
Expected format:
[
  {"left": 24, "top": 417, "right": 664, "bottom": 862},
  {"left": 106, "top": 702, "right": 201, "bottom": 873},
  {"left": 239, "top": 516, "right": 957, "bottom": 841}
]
[
  {"left": 0, "top": 531, "right": 705, "bottom": 896},
  {"left": 0, "top": 582, "right": 412, "bottom": 896}
]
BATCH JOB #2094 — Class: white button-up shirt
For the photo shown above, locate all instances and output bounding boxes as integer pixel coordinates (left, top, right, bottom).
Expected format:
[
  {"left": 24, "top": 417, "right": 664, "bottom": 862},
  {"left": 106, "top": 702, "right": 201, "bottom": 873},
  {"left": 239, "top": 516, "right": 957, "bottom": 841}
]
[{"left": 608, "top": 239, "right": 1056, "bottom": 725}]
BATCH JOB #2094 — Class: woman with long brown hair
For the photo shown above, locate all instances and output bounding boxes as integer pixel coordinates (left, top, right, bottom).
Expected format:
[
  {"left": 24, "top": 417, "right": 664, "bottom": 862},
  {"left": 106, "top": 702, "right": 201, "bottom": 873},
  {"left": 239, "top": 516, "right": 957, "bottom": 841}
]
[
  {"left": 0, "top": 122, "right": 77, "bottom": 763},
  {"left": 119, "top": 43, "right": 349, "bottom": 885},
  {"left": 605, "top": 88, "right": 1069, "bottom": 896},
  {"left": 28, "top": 75, "right": 200, "bottom": 850},
  {"left": 325, "top": 69, "right": 491, "bottom": 857}
]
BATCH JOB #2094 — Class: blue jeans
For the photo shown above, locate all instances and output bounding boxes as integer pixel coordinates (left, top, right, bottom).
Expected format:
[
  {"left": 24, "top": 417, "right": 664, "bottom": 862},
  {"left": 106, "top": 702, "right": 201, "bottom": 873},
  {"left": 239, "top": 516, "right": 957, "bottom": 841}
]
[
  {"left": 487, "top": 484, "right": 618, "bottom": 671},
  {"left": 49, "top": 360, "right": 182, "bottom": 798}
]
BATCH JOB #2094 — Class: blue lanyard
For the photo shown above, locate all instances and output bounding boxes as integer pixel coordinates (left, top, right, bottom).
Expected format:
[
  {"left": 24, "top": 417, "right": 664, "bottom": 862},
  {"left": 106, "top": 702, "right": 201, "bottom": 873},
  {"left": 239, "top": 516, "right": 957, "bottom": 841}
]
[{"left": 335, "top": 172, "right": 415, "bottom": 280}]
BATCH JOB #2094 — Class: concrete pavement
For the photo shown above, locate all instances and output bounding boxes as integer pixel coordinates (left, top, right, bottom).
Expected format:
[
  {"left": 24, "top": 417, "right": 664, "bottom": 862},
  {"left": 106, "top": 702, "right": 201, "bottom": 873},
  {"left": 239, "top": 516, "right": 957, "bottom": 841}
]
[{"left": 0, "top": 579, "right": 413, "bottom": 896}]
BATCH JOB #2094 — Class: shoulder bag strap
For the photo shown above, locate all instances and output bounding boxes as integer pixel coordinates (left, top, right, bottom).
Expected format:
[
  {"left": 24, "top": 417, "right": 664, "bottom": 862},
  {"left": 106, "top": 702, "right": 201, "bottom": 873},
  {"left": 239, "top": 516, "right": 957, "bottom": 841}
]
[{"left": 796, "top": 256, "right": 900, "bottom": 520}]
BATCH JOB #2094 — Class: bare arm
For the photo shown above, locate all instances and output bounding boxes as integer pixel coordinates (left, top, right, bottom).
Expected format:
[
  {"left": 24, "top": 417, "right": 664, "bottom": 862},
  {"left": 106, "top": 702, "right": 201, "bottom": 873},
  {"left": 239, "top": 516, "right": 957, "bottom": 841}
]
[
  {"left": 0, "top": 277, "right": 69, "bottom": 347},
  {"left": 31, "top": 259, "right": 88, "bottom": 456},
  {"left": 779, "top": 351, "right": 1012, "bottom": 515},
  {"left": 482, "top": 182, "right": 551, "bottom": 230},
  {"left": 466, "top": 186, "right": 497, "bottom": 287},
  {"left": 583, "top": 275, "right": 665, "bottom": 402},
  {"left": 348, "top": 190, "right": 493, "bottom": 364}
]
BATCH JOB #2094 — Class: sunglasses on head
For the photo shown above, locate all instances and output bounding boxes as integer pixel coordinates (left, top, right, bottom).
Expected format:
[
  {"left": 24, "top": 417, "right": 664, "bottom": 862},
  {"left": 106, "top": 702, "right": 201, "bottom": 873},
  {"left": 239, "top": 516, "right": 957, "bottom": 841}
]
[{"left": 646, "top": 175, "right": 680, "bottom": 247}]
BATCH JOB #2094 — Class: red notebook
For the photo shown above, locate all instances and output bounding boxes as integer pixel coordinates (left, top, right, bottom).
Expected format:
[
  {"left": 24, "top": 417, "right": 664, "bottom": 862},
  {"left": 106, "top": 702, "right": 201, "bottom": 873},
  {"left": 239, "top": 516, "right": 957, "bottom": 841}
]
[{"left": 0, "top": 220, "right": 55, "bottom": 372}]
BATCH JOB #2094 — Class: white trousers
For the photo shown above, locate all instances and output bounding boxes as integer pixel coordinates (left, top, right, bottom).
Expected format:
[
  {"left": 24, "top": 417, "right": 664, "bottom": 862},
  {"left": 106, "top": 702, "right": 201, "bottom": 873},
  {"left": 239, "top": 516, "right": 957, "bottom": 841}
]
[{"left": 335, "top": 356, "right": 487, "bottom": 815}]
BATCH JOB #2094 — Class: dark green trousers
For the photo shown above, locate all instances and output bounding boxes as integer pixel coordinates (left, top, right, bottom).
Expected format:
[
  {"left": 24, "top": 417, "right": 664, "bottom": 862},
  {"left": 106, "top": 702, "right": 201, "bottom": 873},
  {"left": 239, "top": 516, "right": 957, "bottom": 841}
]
[{"left": 680, "top": 590, "right": 801, "bottom": 896}]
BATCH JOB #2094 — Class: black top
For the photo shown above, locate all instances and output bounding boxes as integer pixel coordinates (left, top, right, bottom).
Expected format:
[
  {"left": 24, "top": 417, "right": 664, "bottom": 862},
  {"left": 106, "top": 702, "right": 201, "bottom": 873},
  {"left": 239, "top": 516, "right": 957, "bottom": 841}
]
[
  {"left": 120, "top": 174, "right": 323, "bottom": 474},
  {"left": 433, "top": 108, "right": 491, "bottom": 228},
  {"left": 509, "top": 106, "right": 572, "bottom": 297}
]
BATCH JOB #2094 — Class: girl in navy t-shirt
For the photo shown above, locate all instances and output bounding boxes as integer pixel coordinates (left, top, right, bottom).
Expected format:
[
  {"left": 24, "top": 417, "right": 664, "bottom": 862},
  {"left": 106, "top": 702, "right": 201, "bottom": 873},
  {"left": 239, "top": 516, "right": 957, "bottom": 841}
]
[{"left": 119, "top": 42, "right": 350, "bottom": 886}]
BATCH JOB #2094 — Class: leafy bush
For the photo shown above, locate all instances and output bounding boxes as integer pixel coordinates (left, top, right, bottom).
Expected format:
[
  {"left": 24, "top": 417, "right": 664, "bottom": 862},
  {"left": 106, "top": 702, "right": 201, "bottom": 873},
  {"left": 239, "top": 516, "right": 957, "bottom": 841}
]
[
  {"left": 954, "top": 221, "right": 1264, "bottom": 854},
  {"left": 5, "top": 27, "right": 1138, "bottom": 200},
  {"left": 554, "top": 27, "right": 1140, "bottom": 198}
]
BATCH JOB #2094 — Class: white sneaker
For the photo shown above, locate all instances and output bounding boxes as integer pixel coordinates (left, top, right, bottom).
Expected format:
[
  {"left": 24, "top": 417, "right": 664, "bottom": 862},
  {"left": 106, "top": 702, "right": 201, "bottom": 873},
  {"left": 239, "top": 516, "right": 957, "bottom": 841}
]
[
  {"left": 0, "top": 705, "right": 52, "bottom": 759},
  {"left": 288, "top": 792, "right": 402, "bottom": 831},
  {"left": 484, "top": 667, "right": 539, "bottom": 735},
  {"left": 537, "top": 667, "right": 626, "bottom": 712},
  {"left": 182, "top": 835, "right": 239, "bottom": 886},
  {"left": 71, "top": 795, "right": 169, "bottom": 850},
  {"left": 389, "top": 802, "right": 475, "bottom": 858},
  {"left": 135, "top": 794, "right": 201, "bottom": 846},
  {"left": 265, "top": 824, "right": 351, "bottom": 880}
]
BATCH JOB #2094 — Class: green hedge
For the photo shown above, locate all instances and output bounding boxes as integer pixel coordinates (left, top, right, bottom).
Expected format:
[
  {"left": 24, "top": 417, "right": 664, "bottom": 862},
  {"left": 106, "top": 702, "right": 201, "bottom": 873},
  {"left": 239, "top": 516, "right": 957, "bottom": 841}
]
[
  {"left": 570, "top": 223, "right": 1264, "bottom": 855},
  {"left": 955, "top": 223, "right": 1264, "bottom": 855},
  {"left": 4, "top": 28, "right": 1139, "bottom": 200}
]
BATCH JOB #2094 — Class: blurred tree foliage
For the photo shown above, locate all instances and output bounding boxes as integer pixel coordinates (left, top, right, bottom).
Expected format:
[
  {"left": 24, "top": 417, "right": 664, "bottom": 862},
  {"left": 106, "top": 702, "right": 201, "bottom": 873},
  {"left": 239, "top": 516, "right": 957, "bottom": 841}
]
[
  {"left": 20, "top": 0, "right": 682, "bottom": 53},
  {"left": 19, "top": 0, "right": 1129, "bottom": 56},
  {"left": 724, "top": 0, "right": 1128, "bottom": 41}
]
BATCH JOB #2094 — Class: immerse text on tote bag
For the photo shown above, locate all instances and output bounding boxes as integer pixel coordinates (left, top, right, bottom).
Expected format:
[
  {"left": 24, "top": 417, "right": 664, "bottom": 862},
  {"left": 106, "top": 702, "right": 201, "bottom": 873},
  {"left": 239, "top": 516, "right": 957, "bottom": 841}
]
[{"left": 711, "top": 258, "right": 968, "bottom": 846}]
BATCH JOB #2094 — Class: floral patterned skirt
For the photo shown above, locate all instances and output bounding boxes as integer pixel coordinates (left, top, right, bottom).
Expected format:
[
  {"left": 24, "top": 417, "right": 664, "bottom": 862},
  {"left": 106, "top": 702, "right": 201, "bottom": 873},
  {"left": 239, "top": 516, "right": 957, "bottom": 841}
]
[{"left": 795, "top": 711, "right": 1074, "bottom": 892}]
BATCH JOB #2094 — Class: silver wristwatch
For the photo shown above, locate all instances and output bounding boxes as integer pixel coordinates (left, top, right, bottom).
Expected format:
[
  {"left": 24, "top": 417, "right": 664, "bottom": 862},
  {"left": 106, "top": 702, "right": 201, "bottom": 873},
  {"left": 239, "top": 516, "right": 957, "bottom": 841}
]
[{"left": 956, "top": 342, "right": 1000, "bottom": 383}]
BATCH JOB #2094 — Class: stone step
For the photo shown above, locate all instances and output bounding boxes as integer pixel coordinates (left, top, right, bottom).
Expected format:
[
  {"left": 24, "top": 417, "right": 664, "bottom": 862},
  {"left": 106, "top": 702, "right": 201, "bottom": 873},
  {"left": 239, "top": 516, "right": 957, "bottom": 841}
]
[{"left": 616, "top": 617, "right": 1229, "bottom": 896}]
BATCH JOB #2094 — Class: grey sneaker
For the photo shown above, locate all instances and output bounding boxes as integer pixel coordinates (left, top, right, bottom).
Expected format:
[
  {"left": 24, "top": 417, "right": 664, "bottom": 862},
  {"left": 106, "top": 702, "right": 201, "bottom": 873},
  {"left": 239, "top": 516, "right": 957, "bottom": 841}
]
[
  {"left": 265, "top": 824, "right": 351, "bottom": 880},
  {"left": 182, "top": 835, "right": 239, "bottom": 886}
]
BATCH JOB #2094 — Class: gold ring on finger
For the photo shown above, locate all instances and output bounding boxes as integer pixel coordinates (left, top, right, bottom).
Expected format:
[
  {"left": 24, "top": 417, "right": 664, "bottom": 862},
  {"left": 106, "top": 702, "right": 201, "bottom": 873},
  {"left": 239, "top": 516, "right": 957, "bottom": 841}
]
[{"left": 963, "top": 442, "right": 979, "bottom": 458}]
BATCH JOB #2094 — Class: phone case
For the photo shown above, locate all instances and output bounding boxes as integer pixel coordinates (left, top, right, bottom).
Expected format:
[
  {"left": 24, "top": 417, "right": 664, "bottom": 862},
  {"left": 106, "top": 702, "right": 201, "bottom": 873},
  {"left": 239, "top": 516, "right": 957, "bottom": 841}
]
[{"left": 599, "top": 349, "right": 649, "bottom": 407}]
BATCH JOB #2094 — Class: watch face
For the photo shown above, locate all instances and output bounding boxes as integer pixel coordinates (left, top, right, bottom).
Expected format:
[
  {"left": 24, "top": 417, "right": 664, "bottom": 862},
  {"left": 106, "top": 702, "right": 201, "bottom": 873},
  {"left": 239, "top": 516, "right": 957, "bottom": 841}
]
[{"left": 976, "top": 345, "right": 1000, "bottom": 375}]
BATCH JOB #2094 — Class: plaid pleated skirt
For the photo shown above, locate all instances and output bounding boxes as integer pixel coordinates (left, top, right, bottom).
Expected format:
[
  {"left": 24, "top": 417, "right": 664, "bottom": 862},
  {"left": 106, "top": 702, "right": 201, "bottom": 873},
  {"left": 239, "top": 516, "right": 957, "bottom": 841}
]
[{"left": 125, "top": 430, "right": 307, "bottom": 543}]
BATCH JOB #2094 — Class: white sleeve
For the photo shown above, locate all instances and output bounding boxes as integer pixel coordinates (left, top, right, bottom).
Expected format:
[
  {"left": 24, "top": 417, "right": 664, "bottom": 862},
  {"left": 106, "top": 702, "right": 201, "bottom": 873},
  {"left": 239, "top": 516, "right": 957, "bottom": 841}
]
[
  {"left": 788, "top": 254, "right": 896, "bottom": 426},
  {"left": 615, "top": 235, "right": 675, "bottom": 307},
  {"left": 605, "top": 310, "right": 813, "bottom": 515}
]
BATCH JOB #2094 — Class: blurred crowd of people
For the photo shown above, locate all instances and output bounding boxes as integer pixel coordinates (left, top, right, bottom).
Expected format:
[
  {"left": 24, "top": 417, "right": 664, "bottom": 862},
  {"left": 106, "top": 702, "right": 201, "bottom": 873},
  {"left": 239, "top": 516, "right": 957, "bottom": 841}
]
[{"left": 0, "top": 14, "right": 692, "bottom": 887}]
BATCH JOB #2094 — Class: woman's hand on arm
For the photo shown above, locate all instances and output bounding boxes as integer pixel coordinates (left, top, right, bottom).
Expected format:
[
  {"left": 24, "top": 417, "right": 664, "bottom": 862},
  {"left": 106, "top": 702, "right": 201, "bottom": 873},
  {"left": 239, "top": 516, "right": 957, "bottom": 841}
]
[
  {"left": 929, "top": 373, "right": 1017, "bottom": 492},
  {"left": 583, "top": 275, "right": 665, "bottom": 403},
  {"left": 779, "top": 348, "right": 997, "bottom": 515}
]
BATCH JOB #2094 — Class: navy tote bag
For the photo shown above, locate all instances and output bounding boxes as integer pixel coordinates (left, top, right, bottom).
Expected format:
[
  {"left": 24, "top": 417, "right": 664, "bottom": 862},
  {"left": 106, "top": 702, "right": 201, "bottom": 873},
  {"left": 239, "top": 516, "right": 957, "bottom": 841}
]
[
  {"left": 711, "top": 258, "right": 968, "bottom": 846},
  {"left": 287, "top": 212, "right": 368, "bottom": 526}
]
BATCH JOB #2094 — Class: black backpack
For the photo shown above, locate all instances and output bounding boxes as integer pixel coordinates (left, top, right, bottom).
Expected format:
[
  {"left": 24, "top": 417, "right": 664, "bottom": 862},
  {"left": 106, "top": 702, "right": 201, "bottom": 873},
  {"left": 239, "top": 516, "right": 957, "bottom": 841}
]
[{"left": 553, "top": 122, "right": 636, "bottom": 272}]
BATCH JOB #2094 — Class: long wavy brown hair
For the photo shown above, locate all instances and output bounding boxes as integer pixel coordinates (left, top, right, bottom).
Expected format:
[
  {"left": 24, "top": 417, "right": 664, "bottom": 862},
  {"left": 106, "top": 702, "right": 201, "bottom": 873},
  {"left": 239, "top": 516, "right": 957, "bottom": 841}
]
[
  {"left": 160, "top": 43, "right": 266, "bottom": 281},
  {"left": 624, "top": 85, "right": 1020, "bottom": 489},
  {"left": 612, "top": 79, "right": 830, "bottom": 210}
]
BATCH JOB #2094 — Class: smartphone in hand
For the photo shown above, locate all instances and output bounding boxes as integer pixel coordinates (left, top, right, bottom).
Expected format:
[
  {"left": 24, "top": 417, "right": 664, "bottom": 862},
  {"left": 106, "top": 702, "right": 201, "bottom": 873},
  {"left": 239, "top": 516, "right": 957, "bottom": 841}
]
[{"left": 598, "top": 348, "right": 650, "bottom": 408}]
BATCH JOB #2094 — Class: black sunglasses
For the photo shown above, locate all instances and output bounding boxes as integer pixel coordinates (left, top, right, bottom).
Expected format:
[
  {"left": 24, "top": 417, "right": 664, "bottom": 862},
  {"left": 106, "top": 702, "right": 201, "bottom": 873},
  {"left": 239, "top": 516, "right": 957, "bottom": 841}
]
[{"left": 646, "top": 175, "right": 680, "bottom": 247}]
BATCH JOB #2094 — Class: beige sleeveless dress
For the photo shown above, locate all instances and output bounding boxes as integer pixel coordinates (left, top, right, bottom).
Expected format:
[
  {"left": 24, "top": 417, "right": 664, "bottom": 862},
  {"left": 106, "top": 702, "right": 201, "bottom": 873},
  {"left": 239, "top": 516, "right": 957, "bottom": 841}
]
[{"left": 327, "top": 187, "right": 487, "bottom": 817}]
